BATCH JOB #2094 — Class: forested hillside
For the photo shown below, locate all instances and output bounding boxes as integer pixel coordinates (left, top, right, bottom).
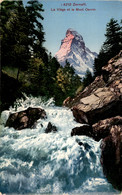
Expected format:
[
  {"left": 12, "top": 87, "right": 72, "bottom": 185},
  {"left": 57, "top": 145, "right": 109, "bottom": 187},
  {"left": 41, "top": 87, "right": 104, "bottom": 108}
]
[{"left": 0, "top": 0, "right": 81, "bottom": 111}]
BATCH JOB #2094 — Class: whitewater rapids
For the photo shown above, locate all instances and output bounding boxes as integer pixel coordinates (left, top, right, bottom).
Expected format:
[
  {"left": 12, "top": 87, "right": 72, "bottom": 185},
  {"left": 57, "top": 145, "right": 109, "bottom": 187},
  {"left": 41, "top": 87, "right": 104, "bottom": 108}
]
[{"left": 0, "top": 96, "right": 117, "bottom": 193}]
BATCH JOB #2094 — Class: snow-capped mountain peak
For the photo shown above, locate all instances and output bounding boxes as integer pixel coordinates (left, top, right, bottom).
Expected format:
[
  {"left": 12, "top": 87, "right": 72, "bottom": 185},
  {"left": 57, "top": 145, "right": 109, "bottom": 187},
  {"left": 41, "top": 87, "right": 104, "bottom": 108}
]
[{"left": 55, "top": 28, "right": 97, "bottom": 77}]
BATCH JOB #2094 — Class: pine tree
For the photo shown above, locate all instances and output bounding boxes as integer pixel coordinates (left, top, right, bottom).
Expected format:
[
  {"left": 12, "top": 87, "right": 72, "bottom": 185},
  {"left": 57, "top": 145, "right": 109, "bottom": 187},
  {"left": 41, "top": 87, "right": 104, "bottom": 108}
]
[
  {"left": 1, "top": 1, "right": 31, "bottom": 80},
  {"left": 26, "top": 0, "right": 45, "bottom": 58},
  {"left": 93, "top": 50, "right": 107, "bottom": 77},
  {"left": 0, "top": 1, "right": 17, "bottom": 67},
  {"left": 93, "top": 18, "right": 122, "bottom": 77},
  {"left": 56, "top": 61, "right": 81, "bottom": 97},
  {"left": 48, "top": 57, "right": 60, "bottom": 78},
  {"left": 104, "top": 18, "right": 122, "bottom": 57},
  {"left": 13, "top": 1, "right": 31, "bottom": 80},
  {"left": 83, "top": 69, "right": 93, "bottom": 88}
]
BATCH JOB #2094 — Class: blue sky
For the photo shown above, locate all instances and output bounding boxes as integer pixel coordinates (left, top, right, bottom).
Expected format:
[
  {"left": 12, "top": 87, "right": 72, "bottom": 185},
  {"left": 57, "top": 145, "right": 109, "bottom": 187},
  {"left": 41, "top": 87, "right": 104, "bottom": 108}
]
[{"left": 41, "top": 1, "right": 122, "bottom": 56}]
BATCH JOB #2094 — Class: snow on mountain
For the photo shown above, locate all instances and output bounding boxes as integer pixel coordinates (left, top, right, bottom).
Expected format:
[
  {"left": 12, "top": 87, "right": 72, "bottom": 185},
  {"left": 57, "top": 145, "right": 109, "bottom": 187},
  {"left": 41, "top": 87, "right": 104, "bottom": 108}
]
[{"left": 55, "top": 28, "right": 97, "bottom": 77}]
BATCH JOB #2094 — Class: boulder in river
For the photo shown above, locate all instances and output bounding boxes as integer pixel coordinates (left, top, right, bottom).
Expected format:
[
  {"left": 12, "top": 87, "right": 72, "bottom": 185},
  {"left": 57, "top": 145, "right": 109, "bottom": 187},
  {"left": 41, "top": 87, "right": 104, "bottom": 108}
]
[
  {"left": 5, "top": 107, "right": 47, "bottom": 130},
  {"left": 71, "top": 108, "right": 89, "bottom": 124},
  {"left": 71, "top": 124, "right": 93, "bottom": 137},
  {"left": 45, "top": 122, "right": 57, "bottom": 133}
]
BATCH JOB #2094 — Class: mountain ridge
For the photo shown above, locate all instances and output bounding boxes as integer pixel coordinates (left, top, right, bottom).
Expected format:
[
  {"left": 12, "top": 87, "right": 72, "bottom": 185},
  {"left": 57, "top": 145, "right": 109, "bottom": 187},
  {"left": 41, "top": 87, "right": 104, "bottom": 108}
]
[{"left": 55, "top": 28, "right": 97, "bottom": 77}]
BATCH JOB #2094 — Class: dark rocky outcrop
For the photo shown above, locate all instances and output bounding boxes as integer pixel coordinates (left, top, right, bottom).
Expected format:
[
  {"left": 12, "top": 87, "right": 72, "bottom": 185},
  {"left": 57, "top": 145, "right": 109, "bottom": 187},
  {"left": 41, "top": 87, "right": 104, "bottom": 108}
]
[
  {"left": 5, "top": 107, "right": 47, "bottom": 130},
  {"left": 100, "top": 125, "right": 122, "bottom": 191},
  {"left": 45, "top": 122, "right": 57, "bottom": 133},
  {"left": 71, "top": 116, "right": 122, "bottom": 141},
  {"left": 71, "top": 108, "right": 89, "bottom": 124},
  {"left": 71, "top": 125, "right": 93, "bottom": 137},
  {"left": 92, "top": 116, "right": 122, "bottom": 141}
]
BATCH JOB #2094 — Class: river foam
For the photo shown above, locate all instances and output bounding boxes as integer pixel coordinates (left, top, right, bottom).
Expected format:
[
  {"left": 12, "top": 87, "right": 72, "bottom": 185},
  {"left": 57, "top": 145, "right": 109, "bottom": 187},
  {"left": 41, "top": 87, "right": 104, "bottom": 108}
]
[{"left": 0, "top": 96, "right": 117, "bottom": 193}]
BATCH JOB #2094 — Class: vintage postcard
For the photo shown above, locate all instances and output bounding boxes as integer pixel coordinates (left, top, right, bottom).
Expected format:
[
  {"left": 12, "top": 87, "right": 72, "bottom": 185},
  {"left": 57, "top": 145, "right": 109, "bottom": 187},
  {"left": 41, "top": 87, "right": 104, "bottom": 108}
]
[{"left": 0, "top": 0, "right": 122, "bottom": 194}]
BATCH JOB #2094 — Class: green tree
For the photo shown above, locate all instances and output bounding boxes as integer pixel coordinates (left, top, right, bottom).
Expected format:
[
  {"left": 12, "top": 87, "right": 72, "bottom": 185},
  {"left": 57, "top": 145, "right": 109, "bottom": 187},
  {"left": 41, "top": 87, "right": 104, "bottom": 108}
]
[
  {"left": 94, "top": 18, "right": 122, "bottom": 77},
  {"left": 0, "top": 1, "right": 17, "bottom": 67},
  {"left": 13, "top": 1, "right": 31, "bottom": 80},
  {"left": 56, "top": 61, "right": 81, "bottom": 97},
  {"left": 83, "top": 69, "right": 93, "bottom": 88},
  {"left": 1, "top": 0, "right": 46, "bottom": 80},
  {"left": 48, "top": 57, "right": 60, "bottom": 78},
  {"left": 1, "top": 1, "right": 31, "bottom": 80},
  {"left": 93, "top": 50, "right": 106, "bottom": 77},
  {"left": 104, "top": 18, "right": 122, "bottom": 57},
  {"left": 26, "top": 0, "right": 45, "bottom": 58},
  {"left": 21, "top": 57, "right": 43, "bottom": 95}
]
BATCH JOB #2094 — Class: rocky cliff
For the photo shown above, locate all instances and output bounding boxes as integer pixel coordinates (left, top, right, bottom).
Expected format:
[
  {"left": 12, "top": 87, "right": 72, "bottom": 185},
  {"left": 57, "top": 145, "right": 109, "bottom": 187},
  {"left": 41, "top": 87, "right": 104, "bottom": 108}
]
[
  {"left": 63, "top": 51, "right": 122, "bottom": 124},
  {"left": 55, "top": 29, "right": 97, "bottom": 77},
  {"left": 63, "top": 51, "right": 122, "bottom": 191}
]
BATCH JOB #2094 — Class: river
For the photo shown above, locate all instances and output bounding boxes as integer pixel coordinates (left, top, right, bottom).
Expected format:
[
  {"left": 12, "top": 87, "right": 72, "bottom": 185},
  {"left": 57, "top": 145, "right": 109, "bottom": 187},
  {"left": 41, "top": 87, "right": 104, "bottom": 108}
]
[{"left": 0, "top": 96, "right": 118, "bottom": 193}]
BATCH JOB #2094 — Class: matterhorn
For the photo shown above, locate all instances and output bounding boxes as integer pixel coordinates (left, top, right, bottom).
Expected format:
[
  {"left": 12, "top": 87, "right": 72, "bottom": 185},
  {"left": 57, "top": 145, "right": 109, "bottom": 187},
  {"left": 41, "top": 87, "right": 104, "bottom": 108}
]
[{"left": 55, "top": 28, "right": 97, "bottom": 77}]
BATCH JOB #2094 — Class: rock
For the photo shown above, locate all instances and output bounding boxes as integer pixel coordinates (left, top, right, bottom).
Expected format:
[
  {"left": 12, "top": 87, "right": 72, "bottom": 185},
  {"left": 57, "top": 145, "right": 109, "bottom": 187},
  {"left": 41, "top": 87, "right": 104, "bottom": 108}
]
[
  {"left": 63, "top": 75, "right": 106, "bottom": 108},
  {"left": 72, "top": 108, "right": 88, "bottom": 124},
  {"left": 71, "top": 124, "right": 93, "bottom": 137},
  {"left": 92, "top": 116, "right": 122, "bottom": 141},
  {"left": 5, "top": 107, "right": 47, "bottom": 130},
  {"left": 100, "top": 125, "right": 122, "bottom": 191},
  {"left": 71, "top": 116, "right": 122, "bottom": 141},
  {"left": 64, "top": 51, "right": 122, "bottom": 125},
  {"left": 63, "top": 97, "right": 72, "bottom": 107},
  {"left": 72, "top": 98, "right": 122, "bottom": 126},
  {"left": 77, "top": 141, "right": 91, "bottom": 151},
  {"left": 45, "top": 122, "right": 57, "bottom": 133}
]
